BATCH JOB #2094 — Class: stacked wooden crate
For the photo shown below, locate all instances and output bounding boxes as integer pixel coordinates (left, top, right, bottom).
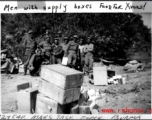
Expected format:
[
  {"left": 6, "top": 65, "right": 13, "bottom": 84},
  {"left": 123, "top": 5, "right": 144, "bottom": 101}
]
[
  {"left": 17, "top": 82, "right": 38, "bottom": 114},
  {"left": 36, "top": 64, "right": 84, "bottom": 114}
]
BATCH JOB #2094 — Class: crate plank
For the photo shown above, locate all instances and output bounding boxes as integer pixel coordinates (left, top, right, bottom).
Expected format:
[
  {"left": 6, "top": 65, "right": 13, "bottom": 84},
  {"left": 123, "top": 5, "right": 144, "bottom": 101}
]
[
  {"left": 38, "top": 79, "right": 81, "bottom": 105},
  {"left": 36, "top": 93, "right": 78, "bottom": 114},
  {"left": 17, "top": 82, "right": 32, "bottom": 92}
]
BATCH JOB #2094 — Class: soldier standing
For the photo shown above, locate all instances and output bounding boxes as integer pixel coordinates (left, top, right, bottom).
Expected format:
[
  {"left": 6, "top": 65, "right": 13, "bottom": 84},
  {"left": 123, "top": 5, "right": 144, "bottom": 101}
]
[
  {"left": 45, "top": 30, "right": 53, "bottom": 44},
  {"left": 22, "top": 30, "right": 37, "bottom": 75},
  {"left": 65, "top": 35, "right": 79, "bottom": 69},
  {"left": 52, "top": 38, "right": 63, "bottom": 64},
  {"left": 84, "top": 37, "right": 94, "bottom": 75},
  {"left": 78, "top": 38, "right": 85, "bottom": 71},
  {"left": 61, "top": 36, "right": 69, "bottom": 58},
  {"left": 57, "top": 30, "right": 63, "bottom": 45},
  {"left": 39, "top": 36, "right": 52, "bottom": 64}
]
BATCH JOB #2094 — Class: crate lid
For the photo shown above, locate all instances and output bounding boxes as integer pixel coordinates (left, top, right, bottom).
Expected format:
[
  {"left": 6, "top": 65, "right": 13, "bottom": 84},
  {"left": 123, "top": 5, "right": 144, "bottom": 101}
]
[{"left": 42, "top": 64, "right": 83, "bottom": 75}]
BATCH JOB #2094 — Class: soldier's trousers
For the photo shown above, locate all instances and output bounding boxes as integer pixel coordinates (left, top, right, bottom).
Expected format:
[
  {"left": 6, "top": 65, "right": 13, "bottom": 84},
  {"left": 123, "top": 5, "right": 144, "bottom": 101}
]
[
  {"left": 84, "top": 52, "right": 93, "bottom": 73},
  {"left": 29, "top": 65, "right": 41, "bottom": 76},
  {"left": 45, "top": 52, "right": 52, "bottom": 64},
  {"left": 52, "top": 55, "right": 62, "bottom": 64},
  {"left": 24, "top": 54, "right": 33, "bottom": 73},
  {"left": 67, "top": 52, "right": 77, "bottom": 68},
  {"left": 77, "top": 53, "right": 85, "bottom": 71}
]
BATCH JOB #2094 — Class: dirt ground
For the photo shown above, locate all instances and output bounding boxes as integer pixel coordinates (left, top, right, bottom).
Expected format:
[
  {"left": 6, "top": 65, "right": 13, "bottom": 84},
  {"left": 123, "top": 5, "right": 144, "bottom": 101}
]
[{"left": 1, "top": 65, "right": 151, "bottom": 114}]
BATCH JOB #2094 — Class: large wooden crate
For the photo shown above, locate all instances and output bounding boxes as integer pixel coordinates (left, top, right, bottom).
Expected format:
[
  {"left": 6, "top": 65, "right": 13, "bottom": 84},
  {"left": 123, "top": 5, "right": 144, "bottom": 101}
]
[
  {"left": 36, "top": 93, "right": 65, "bottom": 114},
  {"left": 36, "top": 93, "right": 79, "bottom": 114},
  {"left": 17, "top": 83, "right": 38, "bottom": 114},
  {"left": 40, "top": 65, "right": 83, "bottom": 89},
  {"left": 38, "top": 79, "right": 81, "bottom": 105}
]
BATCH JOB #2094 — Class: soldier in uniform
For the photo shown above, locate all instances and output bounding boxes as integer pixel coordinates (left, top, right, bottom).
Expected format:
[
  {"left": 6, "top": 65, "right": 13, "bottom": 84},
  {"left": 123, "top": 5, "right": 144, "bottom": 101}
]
[
  {"left": 52, "top": 38, "right": 63, "bottom": 64},
  {"left": 28, "top": 49, "right": 43, "bottom": 76},
  {"left": 39, "top": 36, "right": 52, "bottom": 64},
  {"left": 57, "top": 30, "right": 63, "bottom": 45},
  {"left": 84, "top": 37, "right": 94, "bottom": 75},
  {"left": 61, "top": 36, "right": 69, "bottom": 58},
  {"left": 45, "top": 30, "right": 53, "bottom": 44},
  {"left": 65, "top": 35, "right": 79, "bottom": 69},
  {"left": 22, "top": 30, "right": 37, "bottom": 75},
  {"left": 78, "top": 38, "right": 85, "bottom": 71}
]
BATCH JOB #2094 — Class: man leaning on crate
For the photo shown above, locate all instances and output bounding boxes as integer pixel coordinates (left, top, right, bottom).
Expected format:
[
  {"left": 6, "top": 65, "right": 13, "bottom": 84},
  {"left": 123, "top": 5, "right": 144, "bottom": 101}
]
[{"left": 84, "top": 36, "right": 94, "bottom": 75}]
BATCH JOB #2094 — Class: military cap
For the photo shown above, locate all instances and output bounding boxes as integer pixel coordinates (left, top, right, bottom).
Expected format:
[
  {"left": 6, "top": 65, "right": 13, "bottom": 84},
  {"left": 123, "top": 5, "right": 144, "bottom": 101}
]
[
  {"left": 36, "top": 49, "right": 42, "bottom": 53},
  {"left": 54, "top": 37, "right": 59, "bottom": 40},
  {"left": 64, "top": 37, "right": 68, "bottom": 40},
  {"left": 55, "top": 34, "right": 59, "bottom": 37},
  {"left": 58, "top": 31, "right": 62, "bottom": 34},
  {"left": 28, "top": 30, "right": 33, "bottom": 34},
  {"left": 87, "top": 36, "right": 91, "bottom": 39},
  {"left": 70, "top": 37, "right": 74, "bottom": 40},
  {"left": 41, "top": 49, "right": 45, "bottom": 53},
  {"left": 73, "top": 35, "right": 78, "bottom": 38}
]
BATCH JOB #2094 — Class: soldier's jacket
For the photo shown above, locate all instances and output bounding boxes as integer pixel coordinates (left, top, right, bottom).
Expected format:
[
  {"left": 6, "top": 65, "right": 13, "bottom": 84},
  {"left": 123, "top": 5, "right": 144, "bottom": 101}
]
[
  {"left": 29, "top": 54, "right": 43, "bottom": 68},
  {"left": 66, "top": 41, "right": 79, "bottom": 54},
  {"left": 22, "top": 34, "right": 37, "bottom": 55},
  {"left": 39, "top": 41, "right": 52, "bottom": 52},
  {"left": 58, "top": 36, "right": 64, "bottom": 45},
  {"left": 52, "top": 44, "right": 63, "bottom": 56},
  {"left": 84, "top": 43, "right": 94, "bottom": 53},
  {"left": 61, "top": 43, "right": 68, "bottom": 52}
]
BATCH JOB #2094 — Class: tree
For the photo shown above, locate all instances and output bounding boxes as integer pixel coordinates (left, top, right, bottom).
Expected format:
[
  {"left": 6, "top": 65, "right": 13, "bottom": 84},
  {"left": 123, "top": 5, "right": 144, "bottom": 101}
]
[{"left": 1, "top": 13, "right": 151, "bottom": 62}]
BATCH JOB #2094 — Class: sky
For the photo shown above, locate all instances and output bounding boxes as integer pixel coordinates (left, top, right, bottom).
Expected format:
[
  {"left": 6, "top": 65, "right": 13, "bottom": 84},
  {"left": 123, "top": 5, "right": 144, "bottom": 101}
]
[{"left": 138, "top": 13, "right": 151, "bottom": 29}]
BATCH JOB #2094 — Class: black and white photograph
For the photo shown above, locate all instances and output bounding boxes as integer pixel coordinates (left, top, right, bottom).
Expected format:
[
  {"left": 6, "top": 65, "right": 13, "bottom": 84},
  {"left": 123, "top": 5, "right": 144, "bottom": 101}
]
[{"left": 1, "top": 13, "right": 151, "bottom": 114}]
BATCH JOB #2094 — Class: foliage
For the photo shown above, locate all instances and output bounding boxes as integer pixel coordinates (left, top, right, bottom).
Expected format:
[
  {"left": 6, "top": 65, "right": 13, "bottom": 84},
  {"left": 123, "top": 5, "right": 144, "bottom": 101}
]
[{"left": 1, "top": 13, "right": 151, "bottom": 61}]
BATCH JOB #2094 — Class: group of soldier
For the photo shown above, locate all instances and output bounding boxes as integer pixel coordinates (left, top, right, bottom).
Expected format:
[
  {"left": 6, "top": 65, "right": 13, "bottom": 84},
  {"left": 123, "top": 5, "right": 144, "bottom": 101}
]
[{"left": 22, "top": 30, "right": 94, "bottom": 76}]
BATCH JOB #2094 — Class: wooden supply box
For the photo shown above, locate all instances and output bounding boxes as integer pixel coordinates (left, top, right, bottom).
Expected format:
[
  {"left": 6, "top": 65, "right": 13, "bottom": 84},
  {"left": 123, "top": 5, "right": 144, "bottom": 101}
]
[
  {"left": 38, "top": 79, "right": 81, "bottom": 105},
  {"left": 93, "top": 66, "right": 108, "bottom": 85},
  {"left": 40, "top": 65, "right": 84, "bottom": 89},
  {"left": 36, "top": 93, "right": 78, "bottom": 114},
  {"left": 17, "top": 82, "right": 38, "bottom": 114},
  {"left": 36, "top": 93, "right": 65, "bottom": 114}
]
